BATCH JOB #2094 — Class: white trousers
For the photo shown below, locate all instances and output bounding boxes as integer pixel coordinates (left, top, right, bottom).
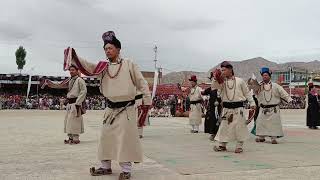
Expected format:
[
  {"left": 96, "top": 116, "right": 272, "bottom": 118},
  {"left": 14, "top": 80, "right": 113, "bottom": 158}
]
[
  {"left": 101, "top": 160, "right": 132, "bottom": 173},
  {"left": 191, "top": 125, "right": 199, "bottom": 131}
]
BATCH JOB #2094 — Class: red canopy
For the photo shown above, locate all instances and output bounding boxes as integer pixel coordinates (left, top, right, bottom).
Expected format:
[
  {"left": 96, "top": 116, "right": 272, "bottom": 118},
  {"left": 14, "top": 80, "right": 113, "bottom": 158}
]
[
  {"left": 149, "top": 83, "right": 211, "bottom": 97},
  {"left": 283, "top": 88, "right": 305, "bottom": 96},
  {"left": 150, "top": 84, "right": 182, "bottom": 96}
]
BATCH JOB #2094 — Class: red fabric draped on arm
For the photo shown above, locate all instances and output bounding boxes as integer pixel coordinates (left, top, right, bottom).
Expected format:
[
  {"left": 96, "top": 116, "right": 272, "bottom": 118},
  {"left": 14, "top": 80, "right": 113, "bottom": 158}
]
[
  {"left": 64, "top": 47, "right": 108, "bottom": 76},
  {"left": 41, "top": 78, "right": 70, "bottom": 89}
]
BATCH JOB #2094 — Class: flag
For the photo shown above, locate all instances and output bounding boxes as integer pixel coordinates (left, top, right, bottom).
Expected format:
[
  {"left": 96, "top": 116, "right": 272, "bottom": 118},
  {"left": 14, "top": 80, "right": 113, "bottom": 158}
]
[
  {"left": 251, "top": 73, "right": 256, "bottom": 80},
  {"left": 26, "top": 74, "right": 32, "bottom": 99},
  {"left": 277, "top": 74, "right": 285, "bottom": 84},
  {"left": 304, "top": 78, "right": 307, "bottom": 94},
  {"left": 151, "top": 69, "right": 159, "bottom": 99}
]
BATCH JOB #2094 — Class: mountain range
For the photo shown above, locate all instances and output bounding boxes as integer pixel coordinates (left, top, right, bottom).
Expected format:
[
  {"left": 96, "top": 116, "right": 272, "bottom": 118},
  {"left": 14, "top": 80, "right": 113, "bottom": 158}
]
[{"left": 161, "top": 57, "right": 320, "bottom": 84}]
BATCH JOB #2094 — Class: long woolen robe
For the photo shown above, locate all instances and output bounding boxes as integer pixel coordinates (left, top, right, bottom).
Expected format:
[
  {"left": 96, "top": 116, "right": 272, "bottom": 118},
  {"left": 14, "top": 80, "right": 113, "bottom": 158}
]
[
  {"left": 202, "top": 87, "right": 221, "bottom": 134},
  {"left": 307, "top": 92, "right": 320, "bottom": 127},
  {"left": 65, "top": 48, "right": 151, "bottom": 162},
  {"left": 212, "top": 77, "right": 255, "bottom": 142},
  {"left": 188, "top": 86, "right": 203, "bottom": 126},
  {"left": 256, "top": 82, "right": 292, "bottom": 138},
  {"left": 44, "top": 75, "right": 87, "bottom": 135},
  {"left": 64, "top": 76, "right": 87, "bottom": 134}
]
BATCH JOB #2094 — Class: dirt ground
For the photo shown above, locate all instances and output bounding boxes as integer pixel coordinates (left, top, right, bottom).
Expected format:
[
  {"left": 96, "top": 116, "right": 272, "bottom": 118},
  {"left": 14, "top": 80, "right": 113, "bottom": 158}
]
[{"left": 1, "top": 109, "right": 320, "bottom": 180}]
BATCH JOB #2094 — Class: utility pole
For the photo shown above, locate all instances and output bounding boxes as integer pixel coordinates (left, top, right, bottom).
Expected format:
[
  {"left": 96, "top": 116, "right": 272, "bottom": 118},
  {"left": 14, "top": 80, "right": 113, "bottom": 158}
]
[
  {"left": 158, "top": 65, "right": 162, "bottom": 84},
  {"left": 289, "top": 66, "right": 292, "bottom": 97}
]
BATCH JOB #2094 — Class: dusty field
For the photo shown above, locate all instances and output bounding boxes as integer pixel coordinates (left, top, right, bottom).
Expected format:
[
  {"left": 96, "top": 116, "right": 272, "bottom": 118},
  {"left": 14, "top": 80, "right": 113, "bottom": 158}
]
[{"left": 1, "top": 109, "right": 320, "bottom": 180}]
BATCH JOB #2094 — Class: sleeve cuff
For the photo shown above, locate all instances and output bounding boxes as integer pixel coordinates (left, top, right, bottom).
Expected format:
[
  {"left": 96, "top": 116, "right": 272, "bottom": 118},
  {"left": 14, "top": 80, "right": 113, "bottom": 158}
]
[{"left": 143, "top": 97, "right": 152, "bottom": 106}]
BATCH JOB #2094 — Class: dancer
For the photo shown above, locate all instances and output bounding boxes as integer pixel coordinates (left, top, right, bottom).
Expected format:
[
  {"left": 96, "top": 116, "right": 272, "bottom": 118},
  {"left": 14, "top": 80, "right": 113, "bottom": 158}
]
[
  {"left": 188, "top": 75, "right": 203, "bottom": 133},
  {"left": 212, "top": 61, "right": 255, "bottom": 153},
  {"left": 255, "top": 67, "right": 292, "bottom": 144},
  {"left": 63, "top": 31, "right": 151, "bottom": 179},
  {"left": 201, "top": 72, "right": 222, "bottom": 140},
  {"left": 42, "top": 65, "right": 87, "bottom": 144}
]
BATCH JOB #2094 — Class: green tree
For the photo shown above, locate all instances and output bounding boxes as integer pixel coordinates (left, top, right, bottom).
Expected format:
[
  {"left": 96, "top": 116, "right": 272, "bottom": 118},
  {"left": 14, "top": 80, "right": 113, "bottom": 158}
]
[{"left": 15, "top": 46, "right": 27, "bottom": 74}]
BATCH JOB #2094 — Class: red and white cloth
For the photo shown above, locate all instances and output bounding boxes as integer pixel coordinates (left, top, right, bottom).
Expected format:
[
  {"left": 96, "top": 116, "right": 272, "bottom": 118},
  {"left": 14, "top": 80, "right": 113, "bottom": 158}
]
[{"left": 64, "top": 47, "right": 108, "bottom": 76}]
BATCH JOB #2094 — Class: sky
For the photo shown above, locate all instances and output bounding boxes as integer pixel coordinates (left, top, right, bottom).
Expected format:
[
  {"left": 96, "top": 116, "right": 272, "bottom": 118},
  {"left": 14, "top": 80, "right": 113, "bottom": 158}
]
[{"left": 1, "top": 0, "right": 320, "bottom": 76}]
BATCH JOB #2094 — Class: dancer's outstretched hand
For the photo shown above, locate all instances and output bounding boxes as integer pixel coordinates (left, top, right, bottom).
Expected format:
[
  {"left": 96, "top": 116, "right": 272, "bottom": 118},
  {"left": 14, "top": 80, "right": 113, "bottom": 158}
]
[{"left": 213, "top": 69, "right": 224, "bottom": 84}]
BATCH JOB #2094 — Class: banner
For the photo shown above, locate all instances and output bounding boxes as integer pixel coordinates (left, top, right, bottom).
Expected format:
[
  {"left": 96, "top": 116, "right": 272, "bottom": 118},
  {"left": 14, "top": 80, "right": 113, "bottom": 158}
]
[
  {"left": 151, "top": 69, "right": 159, "bottom": 99},
  {"left": 26, "top": 74, "right": 32, "bottom": 99}
]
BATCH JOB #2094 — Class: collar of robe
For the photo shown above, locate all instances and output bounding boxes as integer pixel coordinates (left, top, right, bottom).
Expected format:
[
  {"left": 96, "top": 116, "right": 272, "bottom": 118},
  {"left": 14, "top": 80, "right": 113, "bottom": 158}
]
[
  {"left": 225, "top": 76, "right": 235, "bottom": 80},
  {"left": 263, "top": 81, "right": 271, "bottom": 84},
  {"left": 191, "top": 85, "right": 198, "bottom": 95},
  {"left": 108, "top": 56, "right": 122, "bottom": 65},
  {"left": 71, "top": 75, "right": 79, "bottom": 80},
  {"left": 262, "top": 81, "right": 272, "bottom": 91}
]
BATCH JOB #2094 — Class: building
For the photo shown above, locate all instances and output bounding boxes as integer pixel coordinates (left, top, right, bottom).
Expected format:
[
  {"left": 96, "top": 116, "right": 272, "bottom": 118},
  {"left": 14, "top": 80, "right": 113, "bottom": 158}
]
[
  {"left": 271, "top": 67, "right": 308, "bottom": 84},
  {"left": 271, "top": 67, "right": 320, "bottom": 96},
  {"left": 141, "top": 70, "right": 163, "bottom": 85},
  {"left": 0, "top": 70, "right": 162, "bottom": 96}
]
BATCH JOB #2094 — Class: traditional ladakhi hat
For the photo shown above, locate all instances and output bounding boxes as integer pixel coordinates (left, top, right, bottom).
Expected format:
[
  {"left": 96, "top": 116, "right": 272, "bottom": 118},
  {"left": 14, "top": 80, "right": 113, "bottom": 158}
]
[
  {"left": 220, "top": 61, "right": 233, "bottom": 69},
  {"left": 308, "top": 80, "right": 314, "bottom": 87},
  {"left": 260, "top": 67, "right": 272, "bottom": 76},
  {"left": 189, "top": 75, "right": 197, "bottom": 82},
  {"left": 102, "top": 31, "right": 121, "bottom": 49}
]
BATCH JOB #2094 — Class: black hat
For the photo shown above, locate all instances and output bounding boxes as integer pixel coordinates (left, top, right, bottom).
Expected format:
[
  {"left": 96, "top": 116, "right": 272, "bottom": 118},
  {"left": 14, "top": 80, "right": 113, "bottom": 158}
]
[
  {"left": 69, "top": 65, "right": 78, "bottom": 70},
  {"left": 220, "top": 61, "right": 233, "bottom": 69}
]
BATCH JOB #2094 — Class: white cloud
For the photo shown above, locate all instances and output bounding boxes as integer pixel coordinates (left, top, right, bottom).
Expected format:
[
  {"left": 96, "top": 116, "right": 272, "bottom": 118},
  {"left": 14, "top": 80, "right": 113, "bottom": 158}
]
[{"left": 0, "top": 0, "right": 319, "bottom": 75}]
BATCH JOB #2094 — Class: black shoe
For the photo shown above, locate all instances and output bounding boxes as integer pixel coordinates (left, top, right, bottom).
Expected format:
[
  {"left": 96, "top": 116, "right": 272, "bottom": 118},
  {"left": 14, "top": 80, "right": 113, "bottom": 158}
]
[
  {"left": 90, "top": 167, "right": 112, "bottom": 176},
  {"left": 119, "top": 172, "right": 131, "bottom": 180},
  {"left": 209, "top": 134, "right": 215, "bottom": 141},
  {"left": 194, "top": 131, "right": 199, "bottom": 133},
  {"left": 64, "top": 138, "right": 73, "bottom": 144}
]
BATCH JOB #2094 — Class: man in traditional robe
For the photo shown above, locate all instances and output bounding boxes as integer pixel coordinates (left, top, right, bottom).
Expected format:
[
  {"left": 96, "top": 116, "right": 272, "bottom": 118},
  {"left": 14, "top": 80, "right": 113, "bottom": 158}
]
[
  {"left": 43, "top": 65, "right": 87, "bottom": 144},
  {"left": 212, "top": 61, "right": 256, "bottom": 153},
  {"left": 188, "top": 75, "right": 203, "bottom": 133},
  {"left": 255, "top": 67, "right": 292, "bottom": 144},
  {"left": 63, "top": 31, "right": 151, "bottom": 180},
  {"left": 169, "top": 95, "right": 177, "bottom": 117},
  {"left": 306, "top": 82, "right": 320, "bottom": 129}
]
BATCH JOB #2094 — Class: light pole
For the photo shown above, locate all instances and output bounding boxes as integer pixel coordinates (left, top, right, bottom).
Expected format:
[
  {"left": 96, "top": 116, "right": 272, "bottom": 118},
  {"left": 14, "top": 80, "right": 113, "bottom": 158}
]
[
  {"left": 289, "top": 67, "right": 292, "bottom": 97},
  {"left": 153, "top": 45, "right": 158, "bottom": 70}
]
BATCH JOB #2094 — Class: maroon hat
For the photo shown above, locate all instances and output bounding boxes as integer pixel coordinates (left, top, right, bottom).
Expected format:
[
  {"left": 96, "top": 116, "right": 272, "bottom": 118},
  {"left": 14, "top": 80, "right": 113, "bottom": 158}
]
[
  {"left": 102, "top": 31, "right": 121, "bottom": 49},
  {"left": 189, "top": 75, "right": 197, "bottom": 82},
  {"left": 308, "top": 82, "right": 314, "bottom": 87}
]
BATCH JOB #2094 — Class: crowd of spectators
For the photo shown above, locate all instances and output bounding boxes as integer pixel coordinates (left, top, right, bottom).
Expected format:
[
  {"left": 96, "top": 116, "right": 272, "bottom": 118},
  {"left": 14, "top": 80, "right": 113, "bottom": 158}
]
[
  {"left": 0, "top": 93, "right": 107, "bottom": 110},
  {"left": 0, "top": 92, "right": 307, "bottom": 111}
]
